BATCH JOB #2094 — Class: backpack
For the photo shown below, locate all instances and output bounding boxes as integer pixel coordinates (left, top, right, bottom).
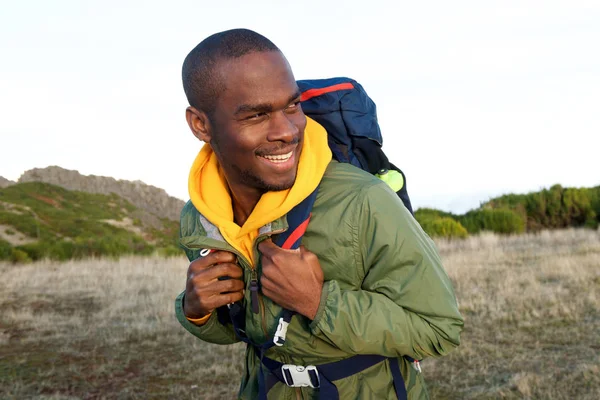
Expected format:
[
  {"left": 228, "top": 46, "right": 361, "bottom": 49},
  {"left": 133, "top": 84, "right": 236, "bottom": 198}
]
[
  {"left": 297, "top": 77, "right": 413, "bottom": 215},
  {"left": 212, "top": 78, "right": 416, "bottom": 400}
]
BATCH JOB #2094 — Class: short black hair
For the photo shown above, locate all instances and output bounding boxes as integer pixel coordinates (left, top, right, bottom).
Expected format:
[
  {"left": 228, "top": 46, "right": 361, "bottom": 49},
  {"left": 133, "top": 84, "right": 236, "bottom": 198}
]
[{"left": 182, "top": 29, "right": 280, "bottom": 116}]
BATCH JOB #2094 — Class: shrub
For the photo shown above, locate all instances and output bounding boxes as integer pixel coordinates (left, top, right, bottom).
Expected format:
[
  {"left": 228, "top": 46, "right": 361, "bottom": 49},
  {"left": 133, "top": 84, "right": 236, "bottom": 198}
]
[
  {"left": 418, "top": 217, "right": 468, "bottom": 239},
  {"left": 483, "top": 185, "right": 600, "bottom": 231},
  {"left": 16, "top": 242, "right": 48, "bottom": 261},
  {"left": 460, "top": 208, "right": 526, "bottom": 234},
  {"left": 46, "top": 241, "right": 76, "bottom": 261},
  {"left": 415, "top": 208, "right": 457, "bottom": 221},
  {"left": 0, "top": 239, "right": 12, "bottom": 260},
  {"left": 10, "top": 248, "right": 31, "bottom": 264},
  {"left": 158, "top": 246, "right": 183, "bottom": 258}
]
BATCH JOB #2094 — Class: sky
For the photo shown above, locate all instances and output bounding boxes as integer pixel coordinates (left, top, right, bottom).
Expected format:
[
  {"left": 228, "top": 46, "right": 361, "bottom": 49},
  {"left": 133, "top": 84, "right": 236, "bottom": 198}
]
[{"left": 1, "top": 1, "right": 599, "bottom": 213}]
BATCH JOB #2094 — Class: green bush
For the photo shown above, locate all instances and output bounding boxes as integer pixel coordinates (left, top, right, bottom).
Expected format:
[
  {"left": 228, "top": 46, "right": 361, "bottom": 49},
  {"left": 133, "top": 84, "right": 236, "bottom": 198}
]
[
  {"left": 589, "top": 187, "right": 600, "bottom": 218},
  {"left": 158, "top": 245, "right": 184, "bottom": 257},
  {"left": 418, "top": 216, "right": 468, "bottom": 239},
  {"left": 16, "top": 242, "right": 48, "bottom": 261},
  {"left": 483, "top": 185, "right": 600, "bottom": 231},
  {"left": 10, "top": 248, "right": 31, "bottom": 264},
  {"left": 0, "top": 239, "right": 12, "bottom": 260},
  {"left": 415, "top": 208, "right": 457, "bottom": 221},
  {"left": 562, "top": 188, "right": 595, "bottom": 226},
  {"left": 459, "top": 208, "right": 526, "bottom": 235},
  {"left": 47, "top": 241, "right": 76, "bottom": 261}
]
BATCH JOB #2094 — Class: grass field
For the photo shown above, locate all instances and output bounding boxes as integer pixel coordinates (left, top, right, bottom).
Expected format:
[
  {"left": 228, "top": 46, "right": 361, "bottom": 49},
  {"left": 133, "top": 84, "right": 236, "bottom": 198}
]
[{"left": 1, "top": 228, "right": 598, "bottom": 399}]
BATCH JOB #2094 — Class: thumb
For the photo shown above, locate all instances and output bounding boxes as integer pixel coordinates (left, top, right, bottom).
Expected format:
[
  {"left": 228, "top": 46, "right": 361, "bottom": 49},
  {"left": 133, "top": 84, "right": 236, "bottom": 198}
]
[{"left": 258, "top": 238, "right": 279, "bottom": 255}]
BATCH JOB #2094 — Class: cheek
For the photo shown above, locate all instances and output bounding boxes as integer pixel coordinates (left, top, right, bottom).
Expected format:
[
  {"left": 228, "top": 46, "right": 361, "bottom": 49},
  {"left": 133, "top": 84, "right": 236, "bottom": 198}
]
[
  {"left": 293, "top": 113, "right": 308, "bottom": 136},
  {"left": 214, "top": 127, "right": 258, "bottom": 155}
]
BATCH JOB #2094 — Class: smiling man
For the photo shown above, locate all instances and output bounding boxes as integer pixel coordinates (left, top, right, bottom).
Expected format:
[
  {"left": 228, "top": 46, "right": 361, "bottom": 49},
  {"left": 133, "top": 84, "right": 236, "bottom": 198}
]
[{"left": 175, "top": 29, "right": 463, "bottom": 399}]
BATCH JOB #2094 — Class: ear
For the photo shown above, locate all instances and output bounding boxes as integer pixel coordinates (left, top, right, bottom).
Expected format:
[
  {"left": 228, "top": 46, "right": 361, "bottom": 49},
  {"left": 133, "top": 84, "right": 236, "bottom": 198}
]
[{"left": 186, "top": 106, "right": 212, "bottom": 143}]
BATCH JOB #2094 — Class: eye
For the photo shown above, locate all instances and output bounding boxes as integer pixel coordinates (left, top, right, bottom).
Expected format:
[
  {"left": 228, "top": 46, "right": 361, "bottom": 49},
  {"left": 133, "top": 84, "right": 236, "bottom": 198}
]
[
  {"left": 246, "top": 112, "right": 267, "bottom": 120},
  {"left": 285, "top": 101, "right": 301, "bottom": 112}
]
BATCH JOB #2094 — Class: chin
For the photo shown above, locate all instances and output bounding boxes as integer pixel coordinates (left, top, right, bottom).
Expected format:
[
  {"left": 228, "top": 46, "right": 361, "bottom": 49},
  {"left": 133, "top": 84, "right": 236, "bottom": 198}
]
[
  {"left": 238, "top": 165, "right": 298, "bottom": 193},
  {"left": 262, "top": 177, "right": 296, "bottom": 192}
]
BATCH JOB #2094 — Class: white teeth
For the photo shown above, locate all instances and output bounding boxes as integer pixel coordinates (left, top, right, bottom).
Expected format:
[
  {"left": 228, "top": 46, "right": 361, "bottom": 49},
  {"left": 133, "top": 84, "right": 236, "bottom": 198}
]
[{"left": 261, "top": 151, "right": 293, "bottom": 162}]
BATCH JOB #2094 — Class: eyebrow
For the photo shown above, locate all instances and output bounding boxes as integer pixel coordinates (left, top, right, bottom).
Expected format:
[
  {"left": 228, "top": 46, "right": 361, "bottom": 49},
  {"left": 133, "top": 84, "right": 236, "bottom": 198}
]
[{"left": 234, "top": 89, "right": 302, "bottom": 116}]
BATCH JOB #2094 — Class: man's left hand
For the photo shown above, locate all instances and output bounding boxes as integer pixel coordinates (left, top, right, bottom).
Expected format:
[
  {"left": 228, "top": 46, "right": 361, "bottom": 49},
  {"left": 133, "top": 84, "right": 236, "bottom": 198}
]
[{"left": 258, "top": 239, "right": 324, "bottom": 320}]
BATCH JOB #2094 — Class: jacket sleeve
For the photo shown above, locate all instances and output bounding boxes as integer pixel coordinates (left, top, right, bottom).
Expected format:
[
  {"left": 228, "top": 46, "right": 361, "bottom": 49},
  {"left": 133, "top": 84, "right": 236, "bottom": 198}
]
[
  {"left": 308, "top": 182, "right": 463, "bottom": 360},
  {"left": 174, "top": 201, "right": 240, "bottom": 345},
  {"left": 174, "top": 291, "right": 240, "bottom": 345}
]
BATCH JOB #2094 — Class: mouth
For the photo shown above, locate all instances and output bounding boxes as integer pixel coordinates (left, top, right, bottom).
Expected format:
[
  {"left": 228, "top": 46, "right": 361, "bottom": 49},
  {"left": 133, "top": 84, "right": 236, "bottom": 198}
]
[
  {"left": 256, "top": 146, "right": 299, "bottom": 172},
  {"left": 257, "top": 151, "right": 294, "bottom": 163}
]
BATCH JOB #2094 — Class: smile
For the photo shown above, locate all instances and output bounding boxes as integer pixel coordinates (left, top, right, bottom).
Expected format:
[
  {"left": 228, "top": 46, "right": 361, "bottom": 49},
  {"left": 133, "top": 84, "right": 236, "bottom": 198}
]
[{"left": 258, "top": 151, "right": 293, "bottom": 163}]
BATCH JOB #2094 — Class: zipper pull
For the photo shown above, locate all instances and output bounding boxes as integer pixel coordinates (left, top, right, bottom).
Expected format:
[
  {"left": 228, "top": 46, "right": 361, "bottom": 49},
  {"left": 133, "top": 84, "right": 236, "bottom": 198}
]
[
  {"left": 250, "top": 271, "right": 259, "bottom": 314},
  {"left": 412, "top": 359, "right": 422, "bottom": 373},
  {"left": 199, "top": 248, "right": 212, "bottom": 257}
]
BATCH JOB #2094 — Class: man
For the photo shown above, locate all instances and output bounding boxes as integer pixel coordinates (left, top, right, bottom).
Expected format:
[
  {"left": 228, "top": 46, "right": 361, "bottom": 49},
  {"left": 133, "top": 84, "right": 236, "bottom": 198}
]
[{"left": 175, "top": 28, "right": 463, "bottom": 399}]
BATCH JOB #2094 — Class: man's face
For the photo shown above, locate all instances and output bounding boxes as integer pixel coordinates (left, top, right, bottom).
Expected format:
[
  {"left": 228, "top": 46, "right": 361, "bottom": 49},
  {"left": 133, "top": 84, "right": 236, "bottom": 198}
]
[{"left": 208, "top": 51, "right": 306, "bottom": 194}]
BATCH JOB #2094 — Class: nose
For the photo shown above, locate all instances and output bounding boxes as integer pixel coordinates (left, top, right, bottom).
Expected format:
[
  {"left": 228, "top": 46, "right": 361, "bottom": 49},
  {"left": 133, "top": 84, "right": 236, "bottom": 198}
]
[{"left": 267, "top": 110, "right": 300, "bottom": 143}]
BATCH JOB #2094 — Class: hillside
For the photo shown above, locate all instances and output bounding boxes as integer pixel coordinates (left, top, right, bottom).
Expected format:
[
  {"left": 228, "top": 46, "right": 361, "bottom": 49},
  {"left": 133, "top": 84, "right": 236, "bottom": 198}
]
[{"left": 0, "top": 181, "right": 180, "bottom": 262}]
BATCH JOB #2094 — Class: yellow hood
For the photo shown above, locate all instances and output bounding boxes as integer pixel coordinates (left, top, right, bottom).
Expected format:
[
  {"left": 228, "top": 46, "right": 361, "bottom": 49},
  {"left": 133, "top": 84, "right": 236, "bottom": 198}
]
[{"left": 188, "top": 117, "right": 332, "bottom": 265}]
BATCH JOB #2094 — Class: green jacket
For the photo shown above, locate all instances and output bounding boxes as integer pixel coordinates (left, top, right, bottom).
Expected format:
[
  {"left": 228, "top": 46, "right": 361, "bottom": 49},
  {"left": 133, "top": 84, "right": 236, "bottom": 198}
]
[{"left": 175, "top": 162, "right": 463, "bottom": 399}]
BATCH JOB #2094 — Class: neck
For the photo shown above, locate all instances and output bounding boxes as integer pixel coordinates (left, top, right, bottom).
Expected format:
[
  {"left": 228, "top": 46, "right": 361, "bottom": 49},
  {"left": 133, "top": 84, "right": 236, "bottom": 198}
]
[{"left": 229, "top": 184, "right": 263, "bottom": 227}]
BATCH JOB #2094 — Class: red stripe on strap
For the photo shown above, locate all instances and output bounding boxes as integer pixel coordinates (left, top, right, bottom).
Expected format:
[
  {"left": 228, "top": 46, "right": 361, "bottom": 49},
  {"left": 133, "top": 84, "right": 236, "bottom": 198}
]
[
  {"left": 281, "top": 214, "right": 312, "bottom": 250},
  {"left": 300, "top": 82, "right": 354, "bottom": 102}
]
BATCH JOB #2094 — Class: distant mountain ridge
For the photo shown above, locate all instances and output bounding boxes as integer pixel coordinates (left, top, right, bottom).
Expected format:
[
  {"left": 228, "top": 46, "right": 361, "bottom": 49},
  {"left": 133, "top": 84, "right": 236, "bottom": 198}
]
[
  {"left": 0, "top": 176, "right": 15, "bottom": 188},
  {"left": 17, "top": 166, "right": 185, "bottom": 222}
]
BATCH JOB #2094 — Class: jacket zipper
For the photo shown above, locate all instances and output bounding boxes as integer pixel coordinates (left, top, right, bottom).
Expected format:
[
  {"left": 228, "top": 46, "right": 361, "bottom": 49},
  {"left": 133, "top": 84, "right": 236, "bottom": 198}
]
[
  {"left": 253, "top": 228, "right": 286, "bottom": 339},
  {"left": 250, "top": 269, "right": 260, "bottom": 314}
]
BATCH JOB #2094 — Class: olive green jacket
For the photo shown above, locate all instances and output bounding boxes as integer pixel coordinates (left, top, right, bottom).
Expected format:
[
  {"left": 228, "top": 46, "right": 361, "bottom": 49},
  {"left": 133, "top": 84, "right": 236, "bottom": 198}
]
[{"left": 175, "top": 162, "right": 463, "bottom": 399}]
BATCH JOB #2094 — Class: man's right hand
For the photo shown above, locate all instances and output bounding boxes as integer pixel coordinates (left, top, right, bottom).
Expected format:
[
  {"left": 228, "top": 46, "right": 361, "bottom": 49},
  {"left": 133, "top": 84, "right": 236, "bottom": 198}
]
[{"left": 184, "top": 250, "right": 245, "bottom": 319}]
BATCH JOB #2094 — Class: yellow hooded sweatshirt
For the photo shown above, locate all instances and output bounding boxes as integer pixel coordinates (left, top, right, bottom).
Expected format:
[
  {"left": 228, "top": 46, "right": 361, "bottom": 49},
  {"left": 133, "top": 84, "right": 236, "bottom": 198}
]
[{"left": 188, "top": 117, "right": 332, "bottom": 266}]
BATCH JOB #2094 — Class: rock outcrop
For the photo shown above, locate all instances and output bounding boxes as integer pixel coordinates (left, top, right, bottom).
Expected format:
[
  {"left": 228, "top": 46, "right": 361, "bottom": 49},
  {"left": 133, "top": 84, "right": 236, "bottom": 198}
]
[
  {"left": 0, "top": 176, "right": 15, "bottom": 188},
  {"left": 18, "top": 166, "right": 185, "bottom": 221}
]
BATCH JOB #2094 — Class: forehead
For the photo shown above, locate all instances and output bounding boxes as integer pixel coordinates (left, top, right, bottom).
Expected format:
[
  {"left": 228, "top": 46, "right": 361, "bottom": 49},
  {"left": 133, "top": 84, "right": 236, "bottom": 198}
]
[{"left": 216, "top": 51, "right": 298, "bottom": 111}]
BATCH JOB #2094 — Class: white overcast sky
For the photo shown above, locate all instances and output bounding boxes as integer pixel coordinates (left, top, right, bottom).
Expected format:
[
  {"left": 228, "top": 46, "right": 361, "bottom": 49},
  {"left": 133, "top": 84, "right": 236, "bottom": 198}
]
[{"left": 1, "top": 1, "right": 598, "bottom": 213}]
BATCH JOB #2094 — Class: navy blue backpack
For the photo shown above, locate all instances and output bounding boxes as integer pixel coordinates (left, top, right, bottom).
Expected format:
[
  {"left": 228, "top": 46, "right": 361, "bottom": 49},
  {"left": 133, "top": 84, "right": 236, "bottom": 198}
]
[{"left": 298, "top": 77, "right": 413, "bottom": 215}]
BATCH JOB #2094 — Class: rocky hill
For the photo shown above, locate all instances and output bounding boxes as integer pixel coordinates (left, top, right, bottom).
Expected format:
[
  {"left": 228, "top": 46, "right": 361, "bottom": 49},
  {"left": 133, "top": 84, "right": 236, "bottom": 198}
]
[
  {"left": 0, "top": 166, "right": 189, "bottom": 262},
  {"left": 0, "top": 180, "right": 180, "bottom": 262},
  {"left": 0, "top": 177, "right": 15, "bottom": 188},
  {"left": 18, "top": 166, "right": 184, "bottom": 221}
]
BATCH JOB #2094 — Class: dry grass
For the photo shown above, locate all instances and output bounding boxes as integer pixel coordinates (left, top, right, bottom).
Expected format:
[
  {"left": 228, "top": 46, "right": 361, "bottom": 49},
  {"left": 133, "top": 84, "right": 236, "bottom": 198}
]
[
  {"left": 1, "top": 228, "right": 598, "bottom": 399},
  {"left": 429, "top": 228, "right": 600, "bottom": 399},
  {"left": 0, "top": 256, "right": 244, "bottom": 399}
]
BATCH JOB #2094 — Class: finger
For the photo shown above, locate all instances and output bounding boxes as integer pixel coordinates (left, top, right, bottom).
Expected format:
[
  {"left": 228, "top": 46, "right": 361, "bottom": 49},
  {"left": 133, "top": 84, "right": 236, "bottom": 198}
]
[
  {"left": 190, "top": 263, "right": 243, "bottom": 283},
  {"left": 210, "top": 277, "right": 245, "bottom": 294},
  {"left": 258, "top": 238, "right": 279, "bottom": 257},
  {"left": 206, "top": 291, "right": 245, "bottom": 309},
  {"left": 187, "top": 263, "right": 242, "bottom": 290},
  {"left": 188, "top": 250, "right": 237, "bottom": 272},
  {"left": 191, "top": 279, "right": 244, "bottom": 300},
  {"left": 189, "top": 257, "right": 240, "bottom": 280},
  {"left": 260, "top": 274, "right": 276, "bottom": 291},
  {"left": 189, "top": 279, "right": 244, "bottom": 305},
  {"left": 260, "top": 262, "right": 280, "bottom": 281}
]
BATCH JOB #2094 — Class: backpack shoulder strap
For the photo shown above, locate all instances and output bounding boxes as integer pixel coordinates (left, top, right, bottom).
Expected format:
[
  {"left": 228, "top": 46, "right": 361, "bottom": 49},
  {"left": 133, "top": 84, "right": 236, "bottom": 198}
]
[{"left": 273, "top": 188, "right": 318, "bottom": 250}]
